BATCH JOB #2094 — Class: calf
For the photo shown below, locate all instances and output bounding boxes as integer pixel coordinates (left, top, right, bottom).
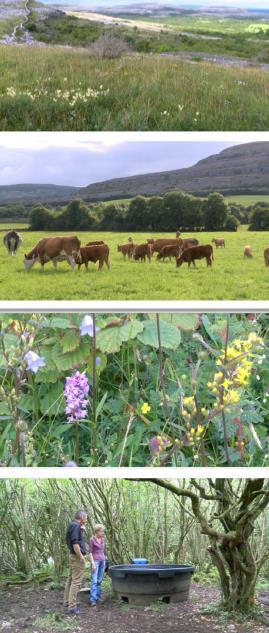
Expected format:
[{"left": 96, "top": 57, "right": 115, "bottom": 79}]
[
  {"left": 86, "top": 240, "right": 105, "bottom": 246},
  {"left": 212, "top": 238, "right": 225, "bottom": 248},
  {"left": 133, "top": 243, "right": 152, "bottom": 262},
  {"left": 157, "top": 243, "right": 182, "bottom": 261},
  {"left": 3, "top": 230, "right": 22, "bottom": 255},
  {"left": 244, "top": 245, "right": 253, "bottom": 259},
  {"left": 176, "top": 244, "right": 214, "bottom": 269},
  {"left": 76, "top": 244, "right": 110, "bottom": 270},
  {"left": 117, "top": 242, "right": 134, "bottom": 259},
  {"left": 264, "top": 247, "right": 269, "bottom": 267}
]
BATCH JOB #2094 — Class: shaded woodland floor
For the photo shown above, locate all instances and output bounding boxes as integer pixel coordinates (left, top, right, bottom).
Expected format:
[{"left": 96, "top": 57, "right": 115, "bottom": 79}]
[{"left": 0, "top": 583, "right": 268, "bottom": 633}]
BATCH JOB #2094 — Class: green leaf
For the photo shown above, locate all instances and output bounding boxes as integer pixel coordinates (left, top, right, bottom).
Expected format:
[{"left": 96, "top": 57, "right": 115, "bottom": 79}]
[
  {"left": 53, "top": 340, "right": 92, "bottom": 372},
  {"left": 61, "top": 330, "right": 80, "bottom": 354},
  {"left": 39, "top": 382, "right": 65, "bottom": 416},
  {"left": 96, "top": 319, "right": 144, "bottom": 353},
  {"left": 156, "top": 314, "right": 199, "bottom": 331},
  {"left": 137, "top": 320, "right": 181, "bottom": 349},
  {"left": 49, "top": 317, "right": 75, "bottom": 330},
  {"left": 19, "top": 394, "right": 34, "bottom": 413}
]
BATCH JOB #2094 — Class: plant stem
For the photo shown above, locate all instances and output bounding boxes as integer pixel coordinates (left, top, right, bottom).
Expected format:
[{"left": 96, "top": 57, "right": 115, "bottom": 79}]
[
  {"left": 221, "top": 315, "right": 232, "bottom": 466},
  {"left": 156, "top": 314, "right": 172, "bottom": 428},
  {"left": 75, "top": 422, "right": 80, "bottom": 464}
]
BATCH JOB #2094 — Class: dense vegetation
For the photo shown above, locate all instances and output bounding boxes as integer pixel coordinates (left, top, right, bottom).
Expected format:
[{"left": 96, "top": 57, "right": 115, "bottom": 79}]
[
  {"left": 1, "top": 479, "right": 269, "bottom": 617},
  {"left": 1, "top": 44, "right": 269, "bottom": 131},
  {"left": 0, "top": 313, "right": 268, "bottom": 467},
  {"left": 26, "top": 10, "right": 269, "bottom": 62}
]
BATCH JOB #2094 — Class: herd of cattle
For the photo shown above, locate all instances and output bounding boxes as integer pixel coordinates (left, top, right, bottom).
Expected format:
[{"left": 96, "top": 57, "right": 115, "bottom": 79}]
[{"left": 3, "top": 230, "right": 269, "bottom": 269}]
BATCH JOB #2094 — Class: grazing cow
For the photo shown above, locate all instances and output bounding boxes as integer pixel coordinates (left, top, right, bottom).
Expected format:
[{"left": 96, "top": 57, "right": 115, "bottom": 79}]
[
  {"left": 117, "top": 242, "right": 134, "bottom": 259},
  {"left": 23, "top": 236, "right": 81, "bottom": 271},
  {"left": 181, "top": 238, "right": 199, "bottom": 249},
  {"left": 151, "top": 238, "right": 183, "bottom": 254},
  {"left": 176, "top": 244, "right": 214, "bottom": 269},
  {"left": 212, "top": 238, "right": 225, "bottom": 248},
  {"left": 86, "top": 240, "right": 105, "bottom": 246},
  {"left": 75, "top": 244, "right": 110, "bottom": 270},
  {"left": 244, "top": 245, "right": 253, "bottom": 259},
  {"left": 157, "top": 243, "right": 182, "bottom": 262},
  {"left": 133, "top": 243, "right": 152, "bottom": 262},
  {"left": 3, "top": 230, "right": 22, "bottom": 255},
  {"left": 264, "top": 248, "right": 269, "bottom": 267},
  {"left": 147, "top": 238, "right": 155, "bottom": 245}
]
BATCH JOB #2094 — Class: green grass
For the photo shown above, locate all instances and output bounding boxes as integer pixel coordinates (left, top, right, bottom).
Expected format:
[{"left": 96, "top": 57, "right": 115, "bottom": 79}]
[
  {"left": 33, "top": 614, "right": 74, "bottom": 631},
  {"left": 1, "top": 45, "right": 269, "bottom": 130},
  {"left": 2, "top": 227, "right": 269, "bottom": 300},
  {"left": 226, "top": 195, "right": 269, "bottom": 207},
  {"left": 137, "top": 15, "right": 269, "bottom": 36}
]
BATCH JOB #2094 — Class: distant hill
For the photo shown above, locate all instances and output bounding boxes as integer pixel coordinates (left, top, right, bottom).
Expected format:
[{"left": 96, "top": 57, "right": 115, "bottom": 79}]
[
  {"left": 0, "top": 183, "right": 79, "bottom": 206},
  {"left": 1, "top": 142, "right": 269, "bottom": 208},
  {"left": 79, "top": 142, "right": 269, "bottom": 201}
]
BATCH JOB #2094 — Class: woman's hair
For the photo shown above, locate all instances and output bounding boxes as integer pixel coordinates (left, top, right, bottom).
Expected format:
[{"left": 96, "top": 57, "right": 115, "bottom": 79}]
[{"left": 94, "top": 523, "right": 105, "bottom": 533}]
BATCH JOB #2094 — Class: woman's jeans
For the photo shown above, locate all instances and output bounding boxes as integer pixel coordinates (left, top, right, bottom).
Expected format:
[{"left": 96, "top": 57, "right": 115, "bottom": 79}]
[{"left": 90, "top": 560, "right": 106, "bottom": 604}]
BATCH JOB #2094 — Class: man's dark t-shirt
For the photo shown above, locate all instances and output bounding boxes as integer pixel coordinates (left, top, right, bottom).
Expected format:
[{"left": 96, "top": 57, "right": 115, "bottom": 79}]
[{"left": 66, "top": 521, "right": 86, "bottom": 555}]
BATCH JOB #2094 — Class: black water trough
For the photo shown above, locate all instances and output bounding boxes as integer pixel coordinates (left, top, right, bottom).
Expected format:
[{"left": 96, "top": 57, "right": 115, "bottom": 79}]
[{"left": 109, "top": 564, "right": 194, "bottom": 605}]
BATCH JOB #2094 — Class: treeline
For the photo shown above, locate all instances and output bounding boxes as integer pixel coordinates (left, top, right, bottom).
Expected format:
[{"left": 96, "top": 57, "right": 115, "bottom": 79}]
[
  {"left": 249, "top": 203, "right": 269, "bottom": 230},
  {"left": 29, "top": 191, "right": 240, "bottom": 232}
]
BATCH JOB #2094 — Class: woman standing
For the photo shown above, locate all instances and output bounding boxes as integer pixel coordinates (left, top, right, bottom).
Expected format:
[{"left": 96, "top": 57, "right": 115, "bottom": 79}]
[{"left": 89, "top": 524, "right": 106, "bottom": 606}]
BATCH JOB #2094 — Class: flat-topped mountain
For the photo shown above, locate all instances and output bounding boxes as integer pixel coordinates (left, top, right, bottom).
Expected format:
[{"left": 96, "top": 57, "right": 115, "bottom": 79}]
[{"left": 1, "top": 142, "right": 269, "bottom": 207}]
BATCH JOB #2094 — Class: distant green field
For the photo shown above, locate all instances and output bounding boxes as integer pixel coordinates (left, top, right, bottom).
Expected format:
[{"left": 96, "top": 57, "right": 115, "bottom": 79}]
[
  {"left": 1, "top": 227, "right": 269, "bottom": 301},
  {"left": 138, "top": 15, "right": 269, "bottom": 36},
  {"left": 226, "top": 195, "right": 269, "bottom": 206}
]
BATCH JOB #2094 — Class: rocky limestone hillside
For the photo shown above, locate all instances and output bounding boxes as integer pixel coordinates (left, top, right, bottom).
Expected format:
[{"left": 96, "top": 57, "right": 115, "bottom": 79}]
[{"left": 79, "top": 142, "right": 269, "bottom": 201}]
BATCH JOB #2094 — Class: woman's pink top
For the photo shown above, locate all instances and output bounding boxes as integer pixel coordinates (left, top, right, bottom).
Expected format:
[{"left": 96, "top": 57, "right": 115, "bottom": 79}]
[{"left": 89, "top": 536, "right": 105, "bottom": 561}]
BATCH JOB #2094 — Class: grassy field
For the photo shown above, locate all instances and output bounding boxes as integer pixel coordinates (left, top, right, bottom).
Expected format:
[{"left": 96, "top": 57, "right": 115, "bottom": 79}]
[
  {"left": 226, "top": 195, "right": 269, "bottom": 206},
  {"left": 1, "top": 227, "right": 269, "bottom": 300},
  {"left": 1, "top": 45, "right": 269, "bottom": 131},
  {"left": 137, "top": 14, "right": 269, "bottom": 36}
]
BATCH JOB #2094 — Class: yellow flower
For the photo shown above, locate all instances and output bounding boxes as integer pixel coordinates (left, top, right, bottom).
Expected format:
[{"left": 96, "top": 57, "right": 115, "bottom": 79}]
[
  {"left": 223, "top": 390, "right": 240, "bottom": 405},
  {"left": 141, "top": 402, "right": 151, "bottom": 415},
  {"left": 183, "top": 396, "right": 195, "bottom": 409},
  {"left": 190, "top": 428, "right": 195, "bottom": 435},
  {"left": 196, "top": 425, "right": 204, "bottom": 435}
]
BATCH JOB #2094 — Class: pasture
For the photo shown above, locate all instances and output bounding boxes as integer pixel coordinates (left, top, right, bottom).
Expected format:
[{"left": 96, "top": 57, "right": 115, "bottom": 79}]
[
  {"left": 1, "top": 227, "right": 269, "bottom": 300},
  {"left": 1, "top": 45, "right": 269, "bottom": 131}
]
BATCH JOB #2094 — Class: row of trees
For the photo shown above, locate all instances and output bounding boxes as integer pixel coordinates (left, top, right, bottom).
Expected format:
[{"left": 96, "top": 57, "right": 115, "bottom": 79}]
[
  {"left": 1, "top": 479, "right": 269, "bottom": 614},
  {"left": 28, "top": 191, "right": 240, "bottom": 233}
]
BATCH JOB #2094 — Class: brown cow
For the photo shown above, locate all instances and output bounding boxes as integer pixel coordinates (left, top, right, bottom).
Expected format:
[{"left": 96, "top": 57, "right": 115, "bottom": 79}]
[
  {"left": 244, "top": 245, "right": 253, "bottom": 259},
  {"left": 117, "top": 242, "right": 134, "bottom": 259},
  {"left": 212, "top": 238, "right": 225, "bottom": 248},
  {"left": 264, "top": 248, "right": 269, "bottom": 266},
  {"left": 176, "top": 244, "right": 214, "bottom": 269},
  {"left": 86, "top": 240, "right": 105, "bottom": 246},
  {"left": 23, "top": 236, "right": 81, "bottom": 271},
  {"left": 76, "top": 244, "right": 110, "bottom": 270},
  {"left": 151, "top": 238, "right": 183, "bottom": 254},
  {"left": 157, "top": 243, "right": 182, "bottom": 262},
  {"left": 133, "top": 243, "right": 152, "bottom": 262}
]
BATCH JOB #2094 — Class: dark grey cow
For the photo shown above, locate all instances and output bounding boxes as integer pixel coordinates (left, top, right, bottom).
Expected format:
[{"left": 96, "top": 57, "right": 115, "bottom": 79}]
[{"left": 3, "top": 230, "right": 22, "bottom": 255}]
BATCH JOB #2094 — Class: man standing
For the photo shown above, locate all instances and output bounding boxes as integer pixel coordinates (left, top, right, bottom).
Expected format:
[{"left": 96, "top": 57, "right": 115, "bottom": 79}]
[{"left": 64, "top": 510, "right": 87, "bottom": 615}]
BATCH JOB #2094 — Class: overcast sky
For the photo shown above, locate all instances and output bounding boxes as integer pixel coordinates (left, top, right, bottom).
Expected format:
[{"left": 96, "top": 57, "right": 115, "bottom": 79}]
[
  {"left": 42, "top": 1, "right": 269, "bottom": 8},
  {"left": 0, "top": 134, "right": 255, "bottom": 187}
]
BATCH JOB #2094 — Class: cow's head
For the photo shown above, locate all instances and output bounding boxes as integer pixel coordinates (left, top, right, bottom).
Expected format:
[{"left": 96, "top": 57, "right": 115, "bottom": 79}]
[
  {"left": 24, "top": 254, "right": 38, "bottom": 270},
  {"left": 176, "top": 256, "right": 183, "bottom": 268}
]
